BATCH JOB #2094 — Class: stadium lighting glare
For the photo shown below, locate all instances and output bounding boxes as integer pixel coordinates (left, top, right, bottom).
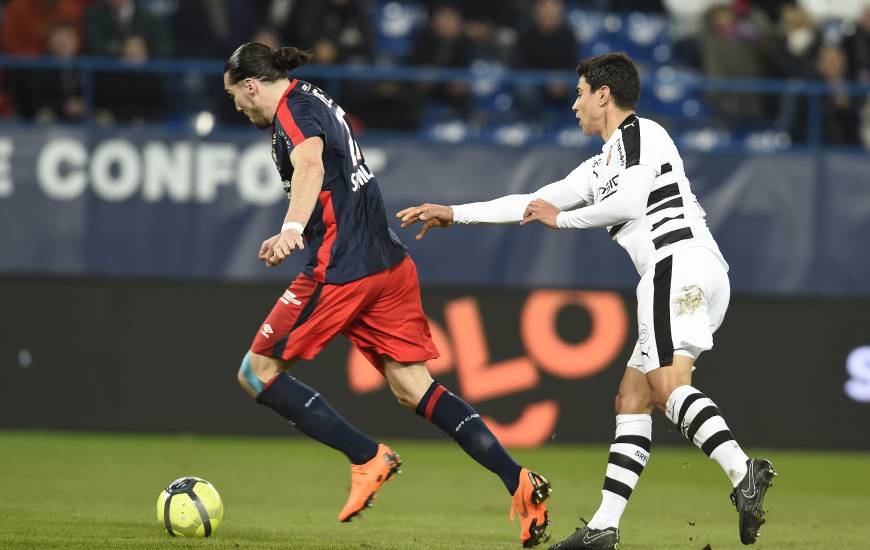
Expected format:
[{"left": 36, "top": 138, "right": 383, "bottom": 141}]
[{"left": 194, "top": 111, "right": 215, "bottom": 136}]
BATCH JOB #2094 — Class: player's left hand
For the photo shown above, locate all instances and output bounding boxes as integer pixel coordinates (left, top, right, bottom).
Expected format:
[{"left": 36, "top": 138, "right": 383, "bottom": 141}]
[
  {"left": 267, "top": 229, "right": 305, "bottom": 266},
  {"left": 521, "top": 199, "right": 560, "bottom": 229}
]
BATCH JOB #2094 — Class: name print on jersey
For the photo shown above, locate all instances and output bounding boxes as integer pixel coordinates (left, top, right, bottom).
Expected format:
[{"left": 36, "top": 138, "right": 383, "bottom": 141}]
[{"left": 308, "top": 86, "right": 373, "bottom": 192}]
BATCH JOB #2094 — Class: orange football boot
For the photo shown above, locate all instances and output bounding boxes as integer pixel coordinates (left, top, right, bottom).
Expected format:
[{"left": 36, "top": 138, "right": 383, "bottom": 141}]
[
  {"left": 510, "top": 468, "right": 552, "bottom": 547},
  {"left": 338, "top": 443, "right": 402, "bottom": 522}
]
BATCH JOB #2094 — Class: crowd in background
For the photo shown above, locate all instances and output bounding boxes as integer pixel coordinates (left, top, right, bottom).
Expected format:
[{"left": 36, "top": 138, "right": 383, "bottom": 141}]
[{"left": 0, "top": 0, "right": 868, "bottom": 147}]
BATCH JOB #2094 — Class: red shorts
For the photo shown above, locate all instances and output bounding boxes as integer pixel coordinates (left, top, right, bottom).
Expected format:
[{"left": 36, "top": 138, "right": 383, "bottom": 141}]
[{"left": 250, "top": 256, "right": 439, "bottom": 370}]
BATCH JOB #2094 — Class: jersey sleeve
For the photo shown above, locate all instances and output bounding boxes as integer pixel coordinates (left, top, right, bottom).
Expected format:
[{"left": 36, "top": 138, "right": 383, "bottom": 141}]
[
  {"left": 451, "top": 158, "right": 596, "bottom": 224},
  {"left": 276, "top": 97, "right": 328, "bottom": 147},
  {"left": 556, "top": 165, "right": 655, "bottom": 229}
]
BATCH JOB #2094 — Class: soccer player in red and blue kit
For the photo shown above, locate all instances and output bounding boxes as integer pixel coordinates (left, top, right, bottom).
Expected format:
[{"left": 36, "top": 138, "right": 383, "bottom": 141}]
[{"left": 223, "top": 42, "right": 552, "bottom": 547}]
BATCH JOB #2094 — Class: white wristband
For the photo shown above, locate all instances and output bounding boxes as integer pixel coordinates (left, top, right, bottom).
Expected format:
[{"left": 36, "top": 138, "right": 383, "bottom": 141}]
[{"left": 281, "top": 221, "right": 305, "bottom": 234}]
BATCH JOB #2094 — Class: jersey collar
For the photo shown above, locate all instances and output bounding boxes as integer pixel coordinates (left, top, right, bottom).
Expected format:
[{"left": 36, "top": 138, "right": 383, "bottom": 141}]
[
  {"left": 601, "top": 112, "right": 638, "bottom": 153},
  {"left": 271, "top": 79, "right": 299, "bottom": 126}
]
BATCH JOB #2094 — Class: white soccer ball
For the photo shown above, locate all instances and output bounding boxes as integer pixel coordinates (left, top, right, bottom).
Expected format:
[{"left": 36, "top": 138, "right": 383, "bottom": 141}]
[{"left": 156, "top": 476, "right": 223, "bottom": 537}]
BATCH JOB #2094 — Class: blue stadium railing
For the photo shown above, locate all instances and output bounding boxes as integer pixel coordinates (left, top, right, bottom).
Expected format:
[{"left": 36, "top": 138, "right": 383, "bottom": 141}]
[{"left": 1, "top": 54, "right": 868, "bottom": 151}]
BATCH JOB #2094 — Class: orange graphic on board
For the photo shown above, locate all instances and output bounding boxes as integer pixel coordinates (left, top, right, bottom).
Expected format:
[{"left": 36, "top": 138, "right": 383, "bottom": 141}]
[{"left": 347, "top": 290, "right": 628, "bottom": 447}]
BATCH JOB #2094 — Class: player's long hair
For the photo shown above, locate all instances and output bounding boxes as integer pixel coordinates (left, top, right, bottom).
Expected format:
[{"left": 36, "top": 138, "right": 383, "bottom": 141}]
[{"left": 224, "top": 43, "right": 313, "bottom": 84}]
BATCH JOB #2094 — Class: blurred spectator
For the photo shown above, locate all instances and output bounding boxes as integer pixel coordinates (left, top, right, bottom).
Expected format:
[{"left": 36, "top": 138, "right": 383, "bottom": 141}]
[
  {"left": 512, "top": 0, "right": 578, "bottom": 118},
  {"left": 406, "top": 5, "right": 473, "bottom": 120},
  {"left": 798, "top": 0, "right": 870, "bottom": 23},
  {"left": 252, "top": 27, "right": 281, "bottom": 51},
  {"left": 93, "top": 35, "right": 168, "bottom": 123},
  {"left": 512, "top": 0, "right": 577, "bottom": 72},
  {"left": 283, "top": 0, "right": 374, "bottom": 65},
  {"left": 843, "top": 5, "right": 870, "bottom": 83},
  {"left": 12, "top": 22, "right": 86, "bottom": 122},
  {"left": 0, "top": 0, "right": 83, "bottom": 56},
  {"left": 85, "top": 0, "right": 172, "bottom": 58},
  {"left": 408, "top": 5, "right": 473, "bottom": 68},
  {"left": 815, "top": 44, "right": 861, "bottom": 144},
  {"left": 772, "top": 4, "right": 821, "bottom": 78},
  {"left": 170, "top": 0, "right": 268, "bottom": 60},
  {"left": 454, "top": 0, "right": 522, "bottom": 64},
  {"left": 698, "top": 3, "right": 774, "bottom": 125},
  {"left": 663, "top": 0, "right": 728, "bottom": 39}
]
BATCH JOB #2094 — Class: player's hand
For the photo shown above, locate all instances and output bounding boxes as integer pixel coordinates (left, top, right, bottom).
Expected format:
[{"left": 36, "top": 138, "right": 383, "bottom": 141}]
[
  {"left": 265, "top": 229, "right": 305, "bottom": 267},
  {"left": 259, "top": 234, "right": 281, "bottom": 266},
  {"left": 521, "top": 198, "right": 560, "bottom": 229},
  {"left": 396, "top": 203, "right": 454, "bottom": 240}
]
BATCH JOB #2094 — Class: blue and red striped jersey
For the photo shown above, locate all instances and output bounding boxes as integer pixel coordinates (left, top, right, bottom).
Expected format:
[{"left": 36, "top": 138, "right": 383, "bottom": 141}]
[{"left": 271, "top": 79, "right": 407, "bottom": 284}]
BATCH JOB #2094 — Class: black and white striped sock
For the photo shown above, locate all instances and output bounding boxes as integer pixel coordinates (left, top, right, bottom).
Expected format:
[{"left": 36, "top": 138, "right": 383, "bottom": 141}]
[
  {"left": 666, "top": 385, "right": 749, "bottom": 486},
  {"left": 587, "top": 414, "right": 651, "bottom": 529}
]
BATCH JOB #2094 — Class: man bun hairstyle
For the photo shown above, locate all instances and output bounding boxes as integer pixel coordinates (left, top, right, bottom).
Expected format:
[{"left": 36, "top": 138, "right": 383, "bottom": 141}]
[
  {"left": 224, "top": 43, "right": 313, "bottom": 84},
  {"left": 576, "top": 52, "right": 640, "bottom": 110}
]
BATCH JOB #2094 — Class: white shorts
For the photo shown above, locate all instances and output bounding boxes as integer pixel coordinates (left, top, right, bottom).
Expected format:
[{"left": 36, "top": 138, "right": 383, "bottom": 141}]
[{"left": 628, "top": 246, "right": 730, "bottom": 374}]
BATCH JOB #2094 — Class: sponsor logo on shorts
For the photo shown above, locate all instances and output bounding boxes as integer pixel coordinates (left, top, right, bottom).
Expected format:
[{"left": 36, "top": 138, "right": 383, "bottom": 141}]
[
  {"left": 280, "top": 290, "right": 302, "bottom": 306},
  {"left": 261, "top": 323, "right": 274, "bottom": 338}
]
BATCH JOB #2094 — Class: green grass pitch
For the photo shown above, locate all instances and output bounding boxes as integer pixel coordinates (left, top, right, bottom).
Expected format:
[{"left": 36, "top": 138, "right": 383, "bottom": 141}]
[{"left": 1, "top": 432, "right": 868, "bottom": 549}]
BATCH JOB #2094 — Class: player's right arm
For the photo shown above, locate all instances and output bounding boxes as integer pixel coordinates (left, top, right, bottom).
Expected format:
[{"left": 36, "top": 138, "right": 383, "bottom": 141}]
[
  {"left": 397, "top": 160, "right": 595, "bottom": 240},
  {"left": 261, "top": 136, "right": 325, "bottom": 266}
]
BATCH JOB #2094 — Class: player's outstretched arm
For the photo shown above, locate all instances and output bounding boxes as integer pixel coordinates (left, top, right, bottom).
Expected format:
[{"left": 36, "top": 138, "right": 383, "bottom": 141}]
[
  {"left": 397, "top": 171, "right": 589, "bottom": 238},
  {"left": 396, "top": 203, "right": 454, "bottom": 240},
  {"left": 523, "top": 165, "right": 655, "bottom": 230}
]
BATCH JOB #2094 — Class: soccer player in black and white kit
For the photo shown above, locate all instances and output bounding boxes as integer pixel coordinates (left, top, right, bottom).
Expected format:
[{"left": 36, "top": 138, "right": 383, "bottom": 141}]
[{"left": 398, "top": 53, "right": 776, "bottom": 549}]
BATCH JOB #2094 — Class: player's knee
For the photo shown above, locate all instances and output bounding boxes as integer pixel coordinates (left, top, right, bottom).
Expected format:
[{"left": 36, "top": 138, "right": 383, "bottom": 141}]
[
  {"left": 237, "top": 352, "right": 280, "bottom": 397},
  {"left": 651, "top": 386, "right": 675, "bottom": 412},
  {"left": 392, "top": 388, "right": 419, "bottom": 410},
  {"left": 615, "top": 390, "right": 653, "bottom": 414}
]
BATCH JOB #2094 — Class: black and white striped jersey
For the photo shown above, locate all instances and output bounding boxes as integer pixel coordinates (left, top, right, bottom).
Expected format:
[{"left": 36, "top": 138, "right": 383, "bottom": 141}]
[{"left": 559, "top": 114, "right": 727, "bottom": 275}]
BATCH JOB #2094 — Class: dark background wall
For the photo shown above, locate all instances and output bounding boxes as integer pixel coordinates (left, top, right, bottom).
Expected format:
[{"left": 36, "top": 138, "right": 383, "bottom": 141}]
[{"left": 2, "top": 277, "right": 868, "bottom": 449}]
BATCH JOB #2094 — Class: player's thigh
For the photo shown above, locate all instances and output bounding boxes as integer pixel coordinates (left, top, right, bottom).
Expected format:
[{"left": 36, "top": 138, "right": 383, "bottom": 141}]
[
  {"left": 628, "top": 268, "right": 660, "bottom": 373},
  {"left": 249, "top": 273, "right": 370, "bottom": 364},
  {"left": 344, "top": 256, "right": 439, "bottom": 372},
  {"left": 669, "top": 247, "right": 729, "bottom": 361},
  {"left": 615, "top": 364, "right": 654, "bottom": 414},
  {"left": 635, "top": 248, "right": 725, "bottom": 375}
]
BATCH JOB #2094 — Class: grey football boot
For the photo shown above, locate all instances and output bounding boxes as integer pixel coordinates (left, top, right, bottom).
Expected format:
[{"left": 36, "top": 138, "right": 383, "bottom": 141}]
[
  {"left": 548, "top": 519, "right": 619, "bottom": 550},
  {"left": 731, "top": 457, "right": 777, "bottom": 544}
]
